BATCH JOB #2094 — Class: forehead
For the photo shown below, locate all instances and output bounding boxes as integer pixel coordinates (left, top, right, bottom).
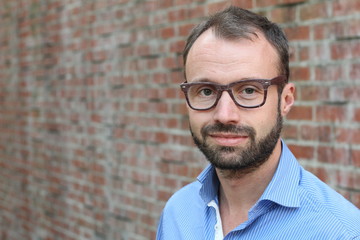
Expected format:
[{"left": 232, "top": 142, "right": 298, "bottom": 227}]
[{"left": 185, "top": 29, "right": 280, "bottom": 83}]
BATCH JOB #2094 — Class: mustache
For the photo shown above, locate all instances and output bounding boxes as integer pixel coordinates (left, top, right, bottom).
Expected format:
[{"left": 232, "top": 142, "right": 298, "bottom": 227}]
[{"left": 201, "top": 122, "right": 256, "bottom": 138}]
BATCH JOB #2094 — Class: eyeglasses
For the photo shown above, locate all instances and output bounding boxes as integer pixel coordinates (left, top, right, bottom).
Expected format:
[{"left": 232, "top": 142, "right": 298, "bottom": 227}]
[{"left": 180, "top": 75, "right": 287, "bottom": 111}]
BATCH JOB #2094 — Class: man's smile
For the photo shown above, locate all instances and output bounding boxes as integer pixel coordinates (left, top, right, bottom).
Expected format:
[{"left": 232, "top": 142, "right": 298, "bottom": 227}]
[{"left": 208, "top": 133, "right": 249, "bottom": 147}]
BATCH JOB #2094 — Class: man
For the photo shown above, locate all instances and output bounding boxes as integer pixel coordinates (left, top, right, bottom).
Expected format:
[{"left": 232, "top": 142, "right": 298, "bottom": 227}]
[{"left": 157, "top": 6, "right": 360, "bottom": 240}]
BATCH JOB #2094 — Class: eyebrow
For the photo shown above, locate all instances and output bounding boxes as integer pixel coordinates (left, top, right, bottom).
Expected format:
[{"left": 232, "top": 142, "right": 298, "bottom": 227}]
[
  {"left": 191, "top": 78, "right": 216, "bottom": 83},
  {"left": 189, "top": 77, "right": 263, "bottom": 84}
]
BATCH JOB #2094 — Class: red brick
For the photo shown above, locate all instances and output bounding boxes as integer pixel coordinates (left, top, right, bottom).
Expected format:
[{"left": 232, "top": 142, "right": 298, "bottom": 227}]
[
  {"left": 333, "top": 0, "right": 360, "bottom": 16},
  {"left": 157, "top": 190, "right": 173, "bottom": 202},
  {"left": 332, "top": 19, "right": 360, "bottom": 39},
  {"left": 342, "top": 86, "right": 360, "bottom": 101},
  {"left": 170, "top": 40, "right": 185, "bottom": 53},
  {"left": 290, "top": 66, "right": 310, "bottom": 81},
  {"left": 299, "top": 85, "right": 329, "bottom": 102},
  {"left": 335, "top": 127, "right": 359, "bottom": 144},
  {"left": 282, "top": 0, "right": 307, "bottom": 4},
  {"left": 270, "top": 7, "right": 296, "bottom": 23},
  {"left": 160, "top": 27, "right": 176, "bottom": 39},
  {"left": 284, "top": 25, "right": 310, "bottom": 41},
  {"left": 207, "top": 2, "right": 229, "bottom": 14},
  {"left": 175, "top": 0, "right": 201, "bottom": 5},
  {"left": 179, "top": 23, "right": 195, "bottom": 37},
  {"left": 168, "top": 8, "right": 189, "bottom": 22},
  {"left": 299, "top": 46, "right": 310, "bottom": 61},
  {"left": 256, "top": 0, "right": 277, "bottom": 7},
  {"left": 315, "top": 64, "right": 344, "bottom": 82},
  {"left": 299, "top": 125, "right": 331, "bottom": 142},
  {"left": 313, "top": 23, "right": 332, "bottom": 40},
  {"left": 282, "top": 124, "right": 298, "bottom": 140},
  {"left": 318, "top": 146, "right": 350, "bottom": 165},
  {"left": 350, "top": 63, "right": 360, "bottom": 80},
  {"left": 351, "top": 149, "right": 360, "bottom": 167},
  {"left": 287, "top": 105, "right": 313, "bottom": 121},
  {"left": 300, "top": 2, "right": 329, "bottom": 21},
  {"left": 353, "top": 107, "right": 360, "bottom": 122},
  {"left": 288, "top": 144, "right": 315, "bottom": 160},
  {"left": 315, "top": 105, "right": 347, "bottom": 122},
  {"left": 331, "top": 41, "right": 360, "bottom": 60}
]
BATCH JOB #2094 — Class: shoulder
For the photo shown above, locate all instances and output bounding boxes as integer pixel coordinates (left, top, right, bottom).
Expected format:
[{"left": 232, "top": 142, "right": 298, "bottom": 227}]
[
  {"left": 157, "top": 181, "right": 205, "bottom": 240},
  {"left": 162, "top": 180, "right": 203, "bottom": 214},
  {"left": 299, "top": 168, "right": 360, "bottom": 237}
]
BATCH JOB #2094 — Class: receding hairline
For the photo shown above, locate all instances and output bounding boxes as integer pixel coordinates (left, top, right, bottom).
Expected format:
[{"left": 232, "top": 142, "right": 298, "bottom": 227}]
[
  {"left": 182, "top": 6, "right": 290, "bottom": 82},
  {"left": 185, "top": 27, "right": 283, "bottom": 79}
]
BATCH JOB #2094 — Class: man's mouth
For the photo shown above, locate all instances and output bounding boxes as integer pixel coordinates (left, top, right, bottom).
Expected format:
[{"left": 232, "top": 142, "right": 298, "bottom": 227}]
[{"left": 208, "top": 133, "right": 249, "bottom": 147}]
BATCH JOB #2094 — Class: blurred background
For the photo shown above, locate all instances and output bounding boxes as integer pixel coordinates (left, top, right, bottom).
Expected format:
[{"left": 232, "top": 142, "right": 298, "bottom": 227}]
[{"left": 0, "top": 0, "right": 359, "bottom": 239}]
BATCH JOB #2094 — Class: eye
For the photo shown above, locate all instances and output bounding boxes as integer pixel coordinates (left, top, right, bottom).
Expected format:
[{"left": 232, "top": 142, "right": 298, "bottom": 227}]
[
  {"left": 233, "top": 82, "right": 264, "bottom": 100},
  {"left": 238, "top": 85, "right": 260, "bottom": 96},
  {"left": 200, "top": 88, "right": 214, "bottom": 96},
  {"left": 192, "top": 84, "right": 217, "bottom": 98},
  {"left": 243, "top": 87, "right": 256, "bottom": 95}
]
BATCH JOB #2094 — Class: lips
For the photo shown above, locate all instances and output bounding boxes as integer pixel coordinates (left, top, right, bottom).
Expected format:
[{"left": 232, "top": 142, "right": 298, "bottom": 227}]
[{"left": 208, "top": 133, "right": 248, "bottom": 147}]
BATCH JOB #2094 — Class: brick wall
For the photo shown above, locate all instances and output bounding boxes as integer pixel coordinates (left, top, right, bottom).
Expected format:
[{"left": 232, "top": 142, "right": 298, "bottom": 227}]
[{"left": 0, "top": 0, "right": 359, "bottom": 239}]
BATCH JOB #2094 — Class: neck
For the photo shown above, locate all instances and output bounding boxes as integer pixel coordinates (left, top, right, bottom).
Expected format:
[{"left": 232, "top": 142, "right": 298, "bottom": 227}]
[{"left": 216, "top": 140, "right": 282, "bottom": 234}]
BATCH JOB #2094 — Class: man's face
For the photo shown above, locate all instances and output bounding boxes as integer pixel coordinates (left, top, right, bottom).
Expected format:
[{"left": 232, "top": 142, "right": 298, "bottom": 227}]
[{"left": 185, "top": 29, "right": 289, "bottom": 175}]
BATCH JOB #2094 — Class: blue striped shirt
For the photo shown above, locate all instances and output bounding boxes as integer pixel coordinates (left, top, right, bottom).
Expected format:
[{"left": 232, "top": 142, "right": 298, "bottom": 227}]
[{"left": 157, "top": 142, "right": 360, "bottom": 239}]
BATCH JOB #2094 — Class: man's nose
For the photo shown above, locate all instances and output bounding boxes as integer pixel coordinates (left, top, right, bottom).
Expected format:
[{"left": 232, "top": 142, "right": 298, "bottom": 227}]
[{"left": 212, "top": 91, "right": 240, "bottom": 125}]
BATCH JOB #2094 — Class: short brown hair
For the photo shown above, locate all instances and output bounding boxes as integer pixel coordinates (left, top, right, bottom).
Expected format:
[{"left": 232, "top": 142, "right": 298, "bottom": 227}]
[{"left": 183, "top": 6, "right": 289, "bottom": 83}]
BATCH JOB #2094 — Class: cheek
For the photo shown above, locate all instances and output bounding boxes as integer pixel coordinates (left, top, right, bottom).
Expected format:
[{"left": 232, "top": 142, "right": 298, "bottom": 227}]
[
  {"left": 188, "top": 111, "right": 207, "bottom": 137},
  {"left": 255, "top": 94, "right": 280, "bottom": 136},
  {"left": 257, "top": 112, "right": 277, "bottom": 136}
]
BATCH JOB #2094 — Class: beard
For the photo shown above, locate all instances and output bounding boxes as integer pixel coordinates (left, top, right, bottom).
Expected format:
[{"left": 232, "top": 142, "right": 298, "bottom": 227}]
[{"left": 191, "top": 107, "right": 283, "bottom": 178}]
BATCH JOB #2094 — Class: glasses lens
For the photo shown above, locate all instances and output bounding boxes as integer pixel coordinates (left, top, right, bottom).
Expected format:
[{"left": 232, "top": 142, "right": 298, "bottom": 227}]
[
  {"left": 231, "top": 81, "right": 265, "bottom": 107},
  {"left": 187, "top": 83, "right": 218, "bottom": 109}
]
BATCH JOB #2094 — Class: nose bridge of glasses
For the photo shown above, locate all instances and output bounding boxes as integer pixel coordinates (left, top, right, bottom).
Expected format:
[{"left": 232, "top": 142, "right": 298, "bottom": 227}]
[
  {"left": 217, "top": 83, "right": 233, "bottom": 95},
  {"left": 216, "top": 87, "right": 237, "bottom": 107}
]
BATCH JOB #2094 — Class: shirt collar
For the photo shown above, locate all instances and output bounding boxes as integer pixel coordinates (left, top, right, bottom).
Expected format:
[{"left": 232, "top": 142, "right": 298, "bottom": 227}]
[
  {"left": 197, "top": 164, "right": 219, "bottom": 204},
  {"left": 197, "top": 140, "right": 301, "bottom": 208},
  {"left": 259, "top": 141, "right": 301, "bottom": 208}
]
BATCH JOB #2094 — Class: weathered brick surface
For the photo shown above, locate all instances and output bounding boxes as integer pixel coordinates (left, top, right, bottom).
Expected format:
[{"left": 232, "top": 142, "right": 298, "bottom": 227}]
[{"left": 0, "top": 0, "right": 359, "bottom": 239}]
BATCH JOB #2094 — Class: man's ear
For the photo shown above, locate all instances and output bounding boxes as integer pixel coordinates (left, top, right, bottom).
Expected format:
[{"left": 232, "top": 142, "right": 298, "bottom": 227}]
[{"left": 281, "top": 83, "right": 295, "bottom": 116}]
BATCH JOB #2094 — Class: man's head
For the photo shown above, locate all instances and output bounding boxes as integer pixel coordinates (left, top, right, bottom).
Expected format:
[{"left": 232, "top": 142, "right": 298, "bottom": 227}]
[{"left": 181, "top": 6, "right": 295, "bottom": 177}]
